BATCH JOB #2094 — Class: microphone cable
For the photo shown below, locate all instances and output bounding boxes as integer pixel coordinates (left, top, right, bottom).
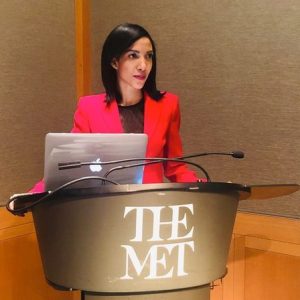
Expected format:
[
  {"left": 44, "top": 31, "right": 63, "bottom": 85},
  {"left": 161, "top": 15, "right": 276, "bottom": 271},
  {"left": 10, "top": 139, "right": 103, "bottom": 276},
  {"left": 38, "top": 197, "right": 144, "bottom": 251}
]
[{"left": 6, "top": 176, "right": 119, "bottom": 216}]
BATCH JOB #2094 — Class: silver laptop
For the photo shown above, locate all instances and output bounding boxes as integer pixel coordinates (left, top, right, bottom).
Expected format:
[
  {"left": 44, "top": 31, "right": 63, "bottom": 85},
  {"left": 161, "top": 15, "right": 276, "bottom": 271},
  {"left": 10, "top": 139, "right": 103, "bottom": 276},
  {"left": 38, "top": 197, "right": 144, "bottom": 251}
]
[{"left": 44, "top": 133, "right": 148, "bottom": 190}]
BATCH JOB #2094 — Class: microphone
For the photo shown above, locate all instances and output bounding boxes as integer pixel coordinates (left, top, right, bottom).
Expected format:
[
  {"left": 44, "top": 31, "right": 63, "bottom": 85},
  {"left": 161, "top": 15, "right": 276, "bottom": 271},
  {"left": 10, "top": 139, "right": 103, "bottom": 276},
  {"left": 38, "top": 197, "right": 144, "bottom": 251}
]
[
  {"left": 231, "top": 151, "right": 244, "bottom": 159},
  {"left": 181, "top": 151, "right": 245, "bottom": 160}
]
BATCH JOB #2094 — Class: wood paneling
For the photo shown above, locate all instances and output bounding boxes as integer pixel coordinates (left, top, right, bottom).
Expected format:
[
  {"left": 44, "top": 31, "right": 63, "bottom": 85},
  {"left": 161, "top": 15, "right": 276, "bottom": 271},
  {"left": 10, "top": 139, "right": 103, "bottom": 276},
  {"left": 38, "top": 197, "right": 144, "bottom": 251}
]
[
  {"left": 0, "top": 205, "right": 33, "bottom": 229},
  {"left": 0, "top": 207, "right": 80, "bottom": 300},
  {"left": 211, "top": 212, "right": 300, "bottom": 300},
  {"left": 234, "top": 212, "right": 300, "bottom": 245},
  {"left": 75, "top": 0, "right": 91, "bottom": 98},
  {"left": 244, "top": 249, "right": 300, "bottom": 300}
]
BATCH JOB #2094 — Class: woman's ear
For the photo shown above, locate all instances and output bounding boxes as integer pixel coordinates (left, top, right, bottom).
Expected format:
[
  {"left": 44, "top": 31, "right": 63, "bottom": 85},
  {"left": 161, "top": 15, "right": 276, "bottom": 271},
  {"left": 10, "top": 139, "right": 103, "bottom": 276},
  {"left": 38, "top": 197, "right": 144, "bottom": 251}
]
[{"left": 111, "top": 58, "right": 118, "bottom": 70}]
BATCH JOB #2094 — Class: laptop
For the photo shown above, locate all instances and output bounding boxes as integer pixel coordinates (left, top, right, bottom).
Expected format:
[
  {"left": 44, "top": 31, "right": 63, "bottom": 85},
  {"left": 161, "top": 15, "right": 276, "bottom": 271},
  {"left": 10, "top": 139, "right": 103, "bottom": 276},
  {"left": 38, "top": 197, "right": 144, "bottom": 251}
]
[{"left": 44, "top": 133, "right": 148, "bottom": 190}]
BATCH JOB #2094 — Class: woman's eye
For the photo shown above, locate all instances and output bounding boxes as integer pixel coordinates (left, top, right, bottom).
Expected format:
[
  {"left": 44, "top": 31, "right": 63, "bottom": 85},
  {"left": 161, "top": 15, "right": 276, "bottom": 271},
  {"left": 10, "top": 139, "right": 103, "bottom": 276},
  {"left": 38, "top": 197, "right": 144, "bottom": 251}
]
[
  {"left": 128, "top": 53, "right": 138, "bottom": 59},
  {"left": 146, "top": 53, "right": 154, "bottom": 60}
]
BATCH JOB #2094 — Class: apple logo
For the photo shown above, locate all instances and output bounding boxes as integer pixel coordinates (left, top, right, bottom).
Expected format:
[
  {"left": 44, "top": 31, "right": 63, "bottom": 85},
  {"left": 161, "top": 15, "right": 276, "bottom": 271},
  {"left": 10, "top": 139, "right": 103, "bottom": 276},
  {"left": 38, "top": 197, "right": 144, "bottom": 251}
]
[{"left": 89, "top": 158, "right": 102, "bottom": 172}]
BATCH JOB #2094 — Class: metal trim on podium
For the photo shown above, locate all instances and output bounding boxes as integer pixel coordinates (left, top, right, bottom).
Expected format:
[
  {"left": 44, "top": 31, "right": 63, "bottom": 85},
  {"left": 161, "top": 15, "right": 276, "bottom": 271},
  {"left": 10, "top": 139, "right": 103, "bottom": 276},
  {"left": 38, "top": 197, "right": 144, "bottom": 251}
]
[{"left": 7, "top": 182, "right": 299, "bottom": 300}]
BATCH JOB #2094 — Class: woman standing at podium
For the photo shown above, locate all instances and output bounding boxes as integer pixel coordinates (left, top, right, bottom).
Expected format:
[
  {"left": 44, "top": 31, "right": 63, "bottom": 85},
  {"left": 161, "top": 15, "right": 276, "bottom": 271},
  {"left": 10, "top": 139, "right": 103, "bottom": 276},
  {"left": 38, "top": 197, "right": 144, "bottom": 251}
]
[{"left": 30, "top": 23, "right": 202, "bottom": 193}]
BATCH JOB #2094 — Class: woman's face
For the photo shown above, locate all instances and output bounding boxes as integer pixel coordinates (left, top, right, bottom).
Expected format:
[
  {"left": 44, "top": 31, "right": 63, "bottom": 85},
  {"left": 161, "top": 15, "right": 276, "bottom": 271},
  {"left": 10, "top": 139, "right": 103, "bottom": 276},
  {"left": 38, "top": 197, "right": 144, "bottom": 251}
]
[{"left": 113, "top": 37, "right": 154, "bottom": 93}]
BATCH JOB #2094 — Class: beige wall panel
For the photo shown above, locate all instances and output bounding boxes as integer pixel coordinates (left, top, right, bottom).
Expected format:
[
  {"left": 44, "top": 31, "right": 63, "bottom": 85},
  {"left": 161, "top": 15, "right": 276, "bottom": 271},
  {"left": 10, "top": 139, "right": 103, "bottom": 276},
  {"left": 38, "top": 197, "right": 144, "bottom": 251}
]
[
  {"left": 0, "top": 1, "right": 76, "bottom": 205},
  {"left": 90, "top": 0, "right": 300, "bottom": 214}
]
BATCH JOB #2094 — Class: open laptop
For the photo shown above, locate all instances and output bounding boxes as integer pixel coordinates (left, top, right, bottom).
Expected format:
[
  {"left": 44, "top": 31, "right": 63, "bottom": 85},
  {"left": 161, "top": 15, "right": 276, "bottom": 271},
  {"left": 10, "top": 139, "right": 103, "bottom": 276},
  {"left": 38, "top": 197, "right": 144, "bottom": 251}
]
[{"left": 44, "top": 133, "right": 148, "bottom": 190}]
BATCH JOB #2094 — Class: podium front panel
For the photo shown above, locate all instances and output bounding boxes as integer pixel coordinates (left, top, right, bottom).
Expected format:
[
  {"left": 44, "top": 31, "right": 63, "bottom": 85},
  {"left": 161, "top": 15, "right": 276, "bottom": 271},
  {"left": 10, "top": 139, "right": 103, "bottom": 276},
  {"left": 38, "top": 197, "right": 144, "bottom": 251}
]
[{"left": 32, "top": 187, "right": 240, "bottom": 293}]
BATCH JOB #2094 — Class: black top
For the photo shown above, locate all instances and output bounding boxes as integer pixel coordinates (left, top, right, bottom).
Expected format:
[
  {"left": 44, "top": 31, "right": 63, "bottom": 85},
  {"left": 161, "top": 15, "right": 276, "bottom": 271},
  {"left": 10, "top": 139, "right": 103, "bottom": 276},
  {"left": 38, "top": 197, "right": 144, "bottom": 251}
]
[{"left": 118, "top": 99, "right": 144, "bottom": 133}]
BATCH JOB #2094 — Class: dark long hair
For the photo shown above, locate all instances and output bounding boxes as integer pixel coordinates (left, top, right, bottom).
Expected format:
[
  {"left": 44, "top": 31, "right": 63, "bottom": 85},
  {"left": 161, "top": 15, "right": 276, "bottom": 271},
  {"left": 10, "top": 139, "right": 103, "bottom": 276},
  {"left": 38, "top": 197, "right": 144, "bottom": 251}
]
[{"left": 101, "top": 23, "right": 164, "bottom": 103}]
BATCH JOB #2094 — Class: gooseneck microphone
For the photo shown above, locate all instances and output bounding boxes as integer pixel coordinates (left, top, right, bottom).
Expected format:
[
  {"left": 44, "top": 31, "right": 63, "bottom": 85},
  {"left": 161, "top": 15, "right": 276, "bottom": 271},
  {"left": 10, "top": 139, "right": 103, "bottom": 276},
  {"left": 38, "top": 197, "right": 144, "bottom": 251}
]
[
  {"left": 58, "top": 151, "right": 245, "bottom": 169},
  {"left": 58, "top": 150, "right": 245, "bottom": 183},
  {"left": 181, "top": 151, "right": 245, "bottom": 160}
]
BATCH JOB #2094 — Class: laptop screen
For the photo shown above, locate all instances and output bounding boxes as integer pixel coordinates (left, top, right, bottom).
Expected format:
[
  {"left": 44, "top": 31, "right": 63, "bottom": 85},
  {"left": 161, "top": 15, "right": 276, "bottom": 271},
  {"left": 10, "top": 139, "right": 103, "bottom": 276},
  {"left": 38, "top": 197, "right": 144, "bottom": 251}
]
[{"left": 44, "top": 133, "right": 148, "bottom": 190}]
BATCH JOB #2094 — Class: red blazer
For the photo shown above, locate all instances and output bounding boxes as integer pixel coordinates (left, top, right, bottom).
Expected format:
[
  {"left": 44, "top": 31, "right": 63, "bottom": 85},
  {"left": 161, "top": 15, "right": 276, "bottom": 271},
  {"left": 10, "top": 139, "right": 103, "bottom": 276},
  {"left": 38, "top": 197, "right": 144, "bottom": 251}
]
[
  {"left": 30, "top": 92, "right": 198, "bottom": 193},
  {"left": 71, "top": 92, "right": 198, "bottom": 183}
]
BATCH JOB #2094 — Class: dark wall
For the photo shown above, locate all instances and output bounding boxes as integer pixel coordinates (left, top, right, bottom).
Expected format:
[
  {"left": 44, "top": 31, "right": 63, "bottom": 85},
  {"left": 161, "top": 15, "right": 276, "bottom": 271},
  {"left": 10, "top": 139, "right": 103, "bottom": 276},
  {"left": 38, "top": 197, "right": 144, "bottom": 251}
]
[
  {"left": 90, "top": 0, "right": 300, "bottom": 215},
  {"left": 0, "top": 1, "right": 76, "bottom": 205}
]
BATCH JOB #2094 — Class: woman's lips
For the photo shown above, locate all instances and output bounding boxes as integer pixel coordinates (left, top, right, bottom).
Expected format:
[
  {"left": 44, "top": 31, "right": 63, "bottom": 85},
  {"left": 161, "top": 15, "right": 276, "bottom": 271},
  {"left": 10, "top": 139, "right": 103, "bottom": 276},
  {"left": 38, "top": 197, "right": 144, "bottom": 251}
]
[{"left": 134, "top": 75, "right": 146, "bottom": 80}]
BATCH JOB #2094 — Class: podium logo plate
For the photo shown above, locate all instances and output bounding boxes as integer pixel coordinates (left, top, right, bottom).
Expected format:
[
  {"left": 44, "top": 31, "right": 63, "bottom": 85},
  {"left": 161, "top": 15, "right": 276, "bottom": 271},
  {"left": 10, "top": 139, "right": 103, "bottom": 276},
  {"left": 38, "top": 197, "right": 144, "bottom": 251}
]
[{"left": 121, "top": 204, "right": 195, "bottom": 280}]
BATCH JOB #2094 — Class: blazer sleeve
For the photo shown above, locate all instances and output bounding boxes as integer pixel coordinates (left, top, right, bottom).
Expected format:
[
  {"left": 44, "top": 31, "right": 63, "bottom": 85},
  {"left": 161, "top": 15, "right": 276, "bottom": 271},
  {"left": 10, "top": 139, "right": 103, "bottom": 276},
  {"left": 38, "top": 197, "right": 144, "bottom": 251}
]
[
  {"left": 71, "top": 97, "right": 91, "bottom": 133},
  {"left": 163, "top": 97, "right": 201, "bottom": 182}
]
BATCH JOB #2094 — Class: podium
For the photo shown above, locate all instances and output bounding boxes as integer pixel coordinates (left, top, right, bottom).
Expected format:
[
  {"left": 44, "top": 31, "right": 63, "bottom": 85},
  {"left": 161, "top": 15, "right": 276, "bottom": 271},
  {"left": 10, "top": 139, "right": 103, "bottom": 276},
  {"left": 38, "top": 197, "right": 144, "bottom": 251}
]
[{"left": 7, "top": 182, "right": 299, "bottom": 300}]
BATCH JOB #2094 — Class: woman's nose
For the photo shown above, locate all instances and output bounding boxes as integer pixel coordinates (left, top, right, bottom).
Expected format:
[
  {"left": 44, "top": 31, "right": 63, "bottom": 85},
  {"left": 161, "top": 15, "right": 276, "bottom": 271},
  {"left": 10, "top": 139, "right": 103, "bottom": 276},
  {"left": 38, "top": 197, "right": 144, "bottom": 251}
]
[{"left": 137, "top": 58, "right": 147, "bottom": 71}]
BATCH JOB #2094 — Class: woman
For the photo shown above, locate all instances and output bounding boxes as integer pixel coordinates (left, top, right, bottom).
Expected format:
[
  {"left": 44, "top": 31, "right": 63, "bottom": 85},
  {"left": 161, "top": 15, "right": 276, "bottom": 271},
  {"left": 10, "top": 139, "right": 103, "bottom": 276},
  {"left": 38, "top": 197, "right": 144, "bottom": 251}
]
[{"left": 30, "top": 23, "right": 200, "bottom": 193}]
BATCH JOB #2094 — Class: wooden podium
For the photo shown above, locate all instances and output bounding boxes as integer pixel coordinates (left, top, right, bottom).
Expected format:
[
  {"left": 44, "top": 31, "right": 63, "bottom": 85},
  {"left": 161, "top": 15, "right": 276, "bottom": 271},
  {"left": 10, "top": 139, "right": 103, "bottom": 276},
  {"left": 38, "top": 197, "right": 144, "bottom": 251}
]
[{"left": 7, "top": 182, "right": 299, "bottom": 300}]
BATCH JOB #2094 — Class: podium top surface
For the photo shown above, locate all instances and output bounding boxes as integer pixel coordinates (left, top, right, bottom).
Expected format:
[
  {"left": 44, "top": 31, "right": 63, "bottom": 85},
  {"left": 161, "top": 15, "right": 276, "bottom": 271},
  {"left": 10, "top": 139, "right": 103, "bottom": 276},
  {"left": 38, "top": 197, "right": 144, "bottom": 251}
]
[{"left": 7, "top": 182, "right": 299, "bottom": 217}]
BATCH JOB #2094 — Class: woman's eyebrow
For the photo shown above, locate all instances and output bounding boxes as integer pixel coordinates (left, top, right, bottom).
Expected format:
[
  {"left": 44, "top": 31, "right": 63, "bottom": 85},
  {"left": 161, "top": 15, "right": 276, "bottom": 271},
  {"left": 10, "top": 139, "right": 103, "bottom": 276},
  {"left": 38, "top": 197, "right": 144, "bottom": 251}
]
[
  {"left": 127, "top": 49, "right": 139, "bottom": 53},
  {"left": 126, "top": 49, "right": 153, "bottom": 53}
]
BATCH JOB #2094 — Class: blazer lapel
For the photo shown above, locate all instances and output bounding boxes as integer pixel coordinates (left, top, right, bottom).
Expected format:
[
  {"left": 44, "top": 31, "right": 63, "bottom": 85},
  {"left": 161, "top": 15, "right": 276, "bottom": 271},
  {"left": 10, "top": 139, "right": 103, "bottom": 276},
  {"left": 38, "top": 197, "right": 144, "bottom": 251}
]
[{"left": 144, "top": 93, "right": 162, "bottom": 137}]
